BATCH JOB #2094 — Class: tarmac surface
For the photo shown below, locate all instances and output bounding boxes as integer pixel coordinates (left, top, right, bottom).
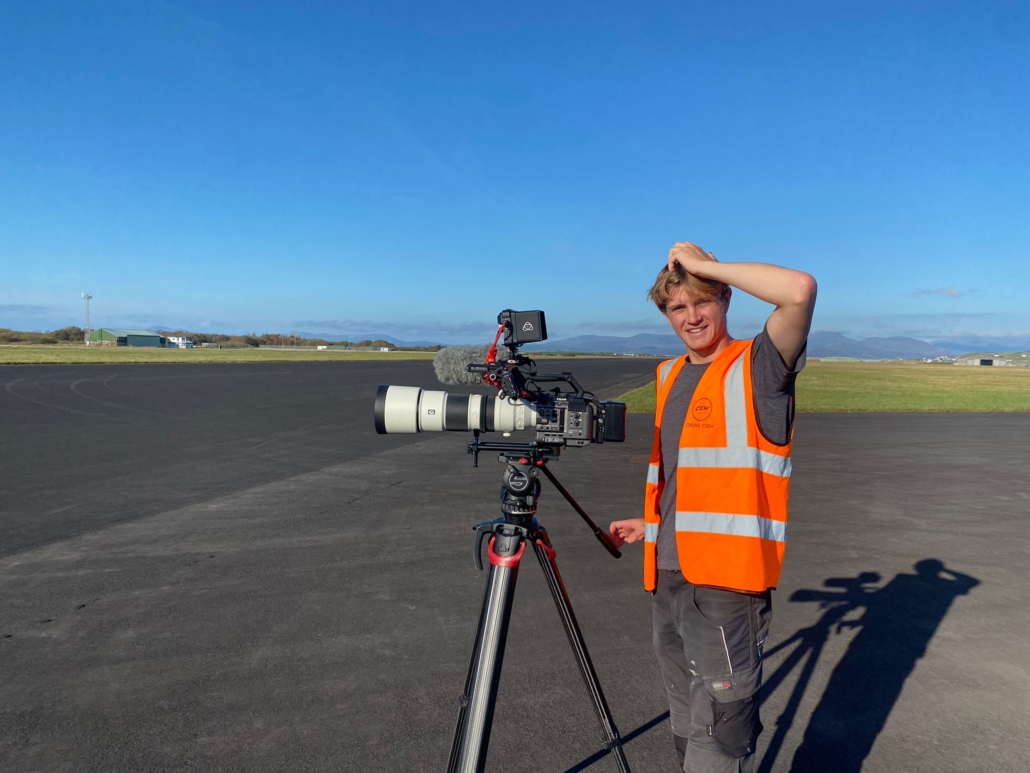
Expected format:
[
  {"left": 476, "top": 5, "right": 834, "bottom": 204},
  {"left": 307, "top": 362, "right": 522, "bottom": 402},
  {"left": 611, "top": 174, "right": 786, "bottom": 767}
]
[{"left": 1, "top": 360, "right": 1028, "bottom": 772}]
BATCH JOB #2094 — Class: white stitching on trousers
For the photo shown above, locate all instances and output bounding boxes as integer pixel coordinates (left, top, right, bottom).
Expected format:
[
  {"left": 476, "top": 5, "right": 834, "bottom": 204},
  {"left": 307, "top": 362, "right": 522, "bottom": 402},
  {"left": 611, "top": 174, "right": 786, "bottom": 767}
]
[{"left": 719, "top": 625, "right": 733, "bottom": 675}]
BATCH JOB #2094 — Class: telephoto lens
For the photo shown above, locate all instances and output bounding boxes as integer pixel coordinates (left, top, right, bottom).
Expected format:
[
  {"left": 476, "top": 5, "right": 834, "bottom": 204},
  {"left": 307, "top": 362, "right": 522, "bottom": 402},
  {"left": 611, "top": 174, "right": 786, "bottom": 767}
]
[{"left": 374, "top": 385, "right": 540, "bottom": 434}]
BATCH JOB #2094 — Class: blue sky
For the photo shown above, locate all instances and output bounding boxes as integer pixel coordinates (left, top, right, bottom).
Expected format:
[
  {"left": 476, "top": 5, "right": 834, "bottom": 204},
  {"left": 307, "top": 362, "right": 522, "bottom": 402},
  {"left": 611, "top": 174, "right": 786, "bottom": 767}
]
[{"left": 1, "top": 1, "right": 1028, "bottom": 344}]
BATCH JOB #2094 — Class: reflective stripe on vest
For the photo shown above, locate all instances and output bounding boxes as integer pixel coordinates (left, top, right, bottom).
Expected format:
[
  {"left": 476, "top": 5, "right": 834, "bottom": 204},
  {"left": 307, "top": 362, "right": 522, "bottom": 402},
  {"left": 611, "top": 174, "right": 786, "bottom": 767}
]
[
  {"left": 644, "top": 523, "right": 659, "bottom": 542},
  {"left": 658, "top": 359, "right": 677, "bottom": 391},
  {"left": 676, "top": 447, "right": 791, "bottom": 477},
  {"left": 675, "top": 511, "right": 787, "bottom": 543},
  {"left": 724, "top": 351, "right": 747, "bottom": 447},
  {"left": 646, "top": 463, "right": 660, "bottom": 485}
]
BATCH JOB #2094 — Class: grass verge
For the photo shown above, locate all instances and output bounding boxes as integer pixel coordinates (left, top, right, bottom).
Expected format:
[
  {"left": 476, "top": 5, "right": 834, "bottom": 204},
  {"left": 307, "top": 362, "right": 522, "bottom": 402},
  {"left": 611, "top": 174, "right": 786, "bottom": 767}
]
[
  {"left": 617, "top": 360, "right": 1030, "bottom": 412},
  {"left": 0, "top": 346, "right": 437, "bottom": 365}
]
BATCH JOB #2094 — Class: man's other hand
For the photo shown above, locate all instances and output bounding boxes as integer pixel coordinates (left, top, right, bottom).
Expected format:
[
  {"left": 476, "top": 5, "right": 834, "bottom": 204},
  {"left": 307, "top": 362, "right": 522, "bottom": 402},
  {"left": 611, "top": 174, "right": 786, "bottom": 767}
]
[{"left": 609, "top": 519, "right": 646, "bottom": 548}]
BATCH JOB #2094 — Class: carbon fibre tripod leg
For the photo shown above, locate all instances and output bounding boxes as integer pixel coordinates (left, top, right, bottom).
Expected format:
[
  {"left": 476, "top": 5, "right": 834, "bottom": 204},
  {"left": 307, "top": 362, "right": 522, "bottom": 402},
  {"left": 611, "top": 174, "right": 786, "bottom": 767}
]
[
  {"left": 447, "top": 527, "right": 525, "bottom": 773},
  {"left": 532, "top": 530, "right": 631, "bottom": 773}
]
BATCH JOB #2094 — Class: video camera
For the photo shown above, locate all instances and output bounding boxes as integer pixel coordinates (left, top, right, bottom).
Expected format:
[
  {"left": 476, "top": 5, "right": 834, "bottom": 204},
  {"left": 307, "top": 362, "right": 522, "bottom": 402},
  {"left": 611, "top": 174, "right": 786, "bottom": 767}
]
[{"left": 374, "top": 310, "right": 626, "bottom": 448}]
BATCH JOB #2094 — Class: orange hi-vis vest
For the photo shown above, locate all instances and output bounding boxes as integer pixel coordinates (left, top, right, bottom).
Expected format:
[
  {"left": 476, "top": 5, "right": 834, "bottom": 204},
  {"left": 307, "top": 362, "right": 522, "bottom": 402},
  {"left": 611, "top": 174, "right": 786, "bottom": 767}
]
[{"left": 643, "top": 339, "right": 792, "bottom": 593}]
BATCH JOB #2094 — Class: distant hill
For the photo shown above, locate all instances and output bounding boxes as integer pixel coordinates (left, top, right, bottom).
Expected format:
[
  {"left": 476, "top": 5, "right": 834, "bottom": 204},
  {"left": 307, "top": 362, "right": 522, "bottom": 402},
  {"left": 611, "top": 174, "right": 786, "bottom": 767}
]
[
  {"left": 929, "top": 335, "right": 1030, "bottom": 354},
  {"left": 526, "top": 333, "right": 684, "bottom": 356},
  {"left": 294, "top": 332, "right": 441, "bottom": 347},
  {"left": 805, "top": 332, "right": 950, "bottom": 359}
]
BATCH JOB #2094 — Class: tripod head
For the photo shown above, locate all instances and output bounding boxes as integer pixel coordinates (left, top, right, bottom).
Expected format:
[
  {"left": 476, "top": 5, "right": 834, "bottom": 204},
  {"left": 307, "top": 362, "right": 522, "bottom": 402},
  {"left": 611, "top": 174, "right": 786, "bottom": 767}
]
[{"left": 467, "top": 435, "right": 623, "bottom": 563}]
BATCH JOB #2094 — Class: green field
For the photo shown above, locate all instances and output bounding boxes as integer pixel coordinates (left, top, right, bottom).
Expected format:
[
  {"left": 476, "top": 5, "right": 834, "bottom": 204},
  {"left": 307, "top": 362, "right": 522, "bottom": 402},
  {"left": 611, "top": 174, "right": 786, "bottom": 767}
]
[
  {"left": 617, "top": 360, "right": 1030, "bottom": 412},
  {"left": 0, "top": 346, "right": 438, "bottom": 365}
]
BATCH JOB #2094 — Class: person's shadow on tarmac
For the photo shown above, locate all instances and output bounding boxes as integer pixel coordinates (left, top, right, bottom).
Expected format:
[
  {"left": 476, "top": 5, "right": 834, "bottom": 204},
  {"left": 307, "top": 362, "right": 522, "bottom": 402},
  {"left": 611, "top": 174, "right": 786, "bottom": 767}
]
[{"left": 757, "top": 559, "right": 980, "bottom": 773}]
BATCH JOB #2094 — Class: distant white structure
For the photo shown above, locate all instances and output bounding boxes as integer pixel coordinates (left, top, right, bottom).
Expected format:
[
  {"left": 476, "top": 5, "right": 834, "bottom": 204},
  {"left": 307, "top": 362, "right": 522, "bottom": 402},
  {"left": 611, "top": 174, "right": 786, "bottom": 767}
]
[
  {"left": 327, "top": 345, "right": 393, "bottom": 352},
  {"left": 167, "top": 336, "right": 195, "bottom": 349},
  {"left": 963, "top": 357, "right": 1007, "bottom": 366}
]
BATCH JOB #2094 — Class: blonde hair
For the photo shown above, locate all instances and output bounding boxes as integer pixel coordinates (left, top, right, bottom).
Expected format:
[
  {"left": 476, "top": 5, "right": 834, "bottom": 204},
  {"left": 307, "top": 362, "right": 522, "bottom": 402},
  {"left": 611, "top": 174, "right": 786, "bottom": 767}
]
[{"left": 646, "top": 264, "right": 729, "bottom": 313}]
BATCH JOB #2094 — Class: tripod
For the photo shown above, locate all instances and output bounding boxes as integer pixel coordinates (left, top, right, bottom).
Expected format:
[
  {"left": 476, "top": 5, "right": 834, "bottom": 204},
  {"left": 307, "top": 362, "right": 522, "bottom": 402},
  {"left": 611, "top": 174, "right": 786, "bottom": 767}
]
[{"left": 446, "top": 438, "right": 632, "bottom": 773}]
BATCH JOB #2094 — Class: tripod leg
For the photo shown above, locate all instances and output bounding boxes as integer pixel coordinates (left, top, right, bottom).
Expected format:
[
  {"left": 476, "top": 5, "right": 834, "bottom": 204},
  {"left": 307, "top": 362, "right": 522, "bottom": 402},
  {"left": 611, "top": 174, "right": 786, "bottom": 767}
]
[
  {"left": 447, "top": 531, "right": 526, "bottom": 773},
  {"left": 446, "top": 571, "right": 492, "bottom": 772},
  {"left": 532, "top": 533, "right": 632, "bottom": 773}
]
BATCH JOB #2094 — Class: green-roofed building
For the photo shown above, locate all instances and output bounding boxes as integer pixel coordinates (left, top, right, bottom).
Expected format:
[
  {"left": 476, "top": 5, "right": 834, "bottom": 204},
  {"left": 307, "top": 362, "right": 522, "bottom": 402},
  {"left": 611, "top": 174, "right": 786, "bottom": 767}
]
[{"left": 87, "top": 328, "right": 167, "bottom": 347}]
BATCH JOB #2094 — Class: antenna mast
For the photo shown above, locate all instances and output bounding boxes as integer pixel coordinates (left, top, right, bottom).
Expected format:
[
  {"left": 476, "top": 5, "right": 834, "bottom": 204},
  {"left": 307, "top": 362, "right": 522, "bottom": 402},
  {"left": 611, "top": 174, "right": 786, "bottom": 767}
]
[{"left": 81, "top": 293, "right": 93, "bottom": 345}]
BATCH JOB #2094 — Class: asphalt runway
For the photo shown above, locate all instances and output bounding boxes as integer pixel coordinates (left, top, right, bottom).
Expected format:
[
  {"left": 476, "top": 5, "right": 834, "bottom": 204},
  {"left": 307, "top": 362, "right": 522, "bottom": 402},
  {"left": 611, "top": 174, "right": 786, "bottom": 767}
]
[
  {"left": 0, "top": 359, "right": 657, "bottom": 557},
  {"left": 1, "top": 360, "right": 1028, "bottom": 772}
]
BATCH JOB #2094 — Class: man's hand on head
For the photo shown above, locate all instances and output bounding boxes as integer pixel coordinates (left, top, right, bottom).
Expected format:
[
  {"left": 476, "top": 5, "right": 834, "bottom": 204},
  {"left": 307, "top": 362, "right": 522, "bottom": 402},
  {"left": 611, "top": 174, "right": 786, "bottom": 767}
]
[{"left": 668, "top": 242, "right": 718, "bottom": 277}]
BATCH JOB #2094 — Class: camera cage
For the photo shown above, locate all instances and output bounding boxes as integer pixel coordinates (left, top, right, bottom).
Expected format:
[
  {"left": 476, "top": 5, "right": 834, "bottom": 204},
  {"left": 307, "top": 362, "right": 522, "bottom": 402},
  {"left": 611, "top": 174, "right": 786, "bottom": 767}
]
[
  {"left": 468, "top": 309, "right": 591, "bottom": 405},
  {"left": 461, "top": 310, "right": 626, "bottom": 468}
]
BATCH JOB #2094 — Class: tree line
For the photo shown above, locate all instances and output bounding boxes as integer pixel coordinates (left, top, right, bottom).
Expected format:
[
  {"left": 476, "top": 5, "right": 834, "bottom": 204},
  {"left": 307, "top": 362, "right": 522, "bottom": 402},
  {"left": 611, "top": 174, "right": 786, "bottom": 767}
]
[
  {"left": 0, "top": 326, "right": 85, "bottom": 344},
  {"left": 0, "top": 326, "right": 442, "bottom": 351}
]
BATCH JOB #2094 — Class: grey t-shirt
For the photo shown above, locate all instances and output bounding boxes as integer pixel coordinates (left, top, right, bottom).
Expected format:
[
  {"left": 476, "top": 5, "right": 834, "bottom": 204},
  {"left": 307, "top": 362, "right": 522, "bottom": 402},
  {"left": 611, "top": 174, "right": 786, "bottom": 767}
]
[{"left": 656, "top": 328, "right": 806, "bottom": 569}]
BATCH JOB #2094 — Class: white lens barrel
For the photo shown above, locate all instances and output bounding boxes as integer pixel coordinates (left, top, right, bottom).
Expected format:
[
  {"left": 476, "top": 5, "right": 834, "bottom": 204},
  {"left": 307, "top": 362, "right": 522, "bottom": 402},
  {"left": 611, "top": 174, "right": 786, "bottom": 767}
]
[
  {"left": 418, "top": 390, "right": 446, "bottom": 432},
  {"left": 375, "top": 385, "right": 421, "bottom": 433},
  {"left": 465, "top": 394, "right": 485, "bottom": 431},
  {"left": 375, "top": 385, "right": 539, "bottom": 434},
  {"left": 492, "top": 397, "right": 539, "bottom": 432}
]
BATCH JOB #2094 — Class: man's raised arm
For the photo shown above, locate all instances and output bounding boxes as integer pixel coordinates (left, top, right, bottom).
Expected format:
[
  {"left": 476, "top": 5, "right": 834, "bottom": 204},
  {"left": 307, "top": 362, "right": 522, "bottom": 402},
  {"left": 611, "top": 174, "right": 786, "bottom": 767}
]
[{"left": 668, "top": 241, "right": 817, "bottom": 367}]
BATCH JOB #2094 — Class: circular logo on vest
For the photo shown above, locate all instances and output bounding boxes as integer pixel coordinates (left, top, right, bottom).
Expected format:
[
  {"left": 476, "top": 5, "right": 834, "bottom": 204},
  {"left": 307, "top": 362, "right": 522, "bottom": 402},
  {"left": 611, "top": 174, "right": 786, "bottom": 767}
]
[{"left": 692, "top": 397, "right": 713, "bottom": 422}]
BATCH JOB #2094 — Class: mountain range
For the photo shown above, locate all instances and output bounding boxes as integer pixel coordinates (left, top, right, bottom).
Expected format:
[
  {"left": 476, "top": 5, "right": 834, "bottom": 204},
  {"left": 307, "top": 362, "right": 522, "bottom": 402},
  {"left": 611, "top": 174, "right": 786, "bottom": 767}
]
[
  {"left": 525, "top": 331, "right": 1030, "bottom": 359},
  {"left": 293, "top": 332, "right": 441, "bottom": 347}
]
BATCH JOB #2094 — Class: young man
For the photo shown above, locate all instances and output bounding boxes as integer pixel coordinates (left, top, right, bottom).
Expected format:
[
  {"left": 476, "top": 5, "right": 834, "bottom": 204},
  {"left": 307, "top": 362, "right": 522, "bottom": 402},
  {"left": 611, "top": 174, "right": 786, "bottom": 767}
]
[{"left": 609, "top": 242, "right": 817, "bottom": 773}]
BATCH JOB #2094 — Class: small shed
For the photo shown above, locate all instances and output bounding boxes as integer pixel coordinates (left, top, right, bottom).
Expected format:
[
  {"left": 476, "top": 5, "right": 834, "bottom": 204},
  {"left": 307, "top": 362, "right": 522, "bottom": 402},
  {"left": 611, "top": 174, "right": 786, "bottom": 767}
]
[{"left": 88, "top": 328, "right": 167, "bottom": 347}]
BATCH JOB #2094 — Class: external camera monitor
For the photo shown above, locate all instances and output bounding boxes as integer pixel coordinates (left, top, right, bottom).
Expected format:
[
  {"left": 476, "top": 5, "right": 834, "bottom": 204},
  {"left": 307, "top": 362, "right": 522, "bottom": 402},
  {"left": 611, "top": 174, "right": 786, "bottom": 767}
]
[{"left": 500, "top": 309, "right": 547, "bottom": 346}]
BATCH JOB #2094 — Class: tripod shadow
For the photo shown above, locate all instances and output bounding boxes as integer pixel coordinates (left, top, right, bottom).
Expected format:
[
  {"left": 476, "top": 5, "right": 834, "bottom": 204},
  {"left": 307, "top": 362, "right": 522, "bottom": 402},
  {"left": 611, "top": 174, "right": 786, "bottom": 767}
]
[
  {"left": 758, "top": 559, "right": 980, "bottom": 773},
  {"left": 562, "top": 711, "right": 670, "bottom": 773}
]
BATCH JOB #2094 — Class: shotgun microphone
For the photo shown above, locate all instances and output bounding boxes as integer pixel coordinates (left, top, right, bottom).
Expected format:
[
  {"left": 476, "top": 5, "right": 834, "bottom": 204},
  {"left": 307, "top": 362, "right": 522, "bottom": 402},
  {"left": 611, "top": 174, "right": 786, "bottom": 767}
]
[{"left": 433, "top": 345, "right": 492, "bottom": 385}]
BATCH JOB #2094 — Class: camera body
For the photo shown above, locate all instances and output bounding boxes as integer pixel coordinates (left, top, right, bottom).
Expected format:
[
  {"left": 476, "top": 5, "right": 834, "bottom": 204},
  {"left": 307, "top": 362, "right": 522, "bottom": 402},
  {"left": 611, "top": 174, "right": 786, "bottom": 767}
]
[{"left": 535, "top": 394, "right": 626, "bottom": 446}]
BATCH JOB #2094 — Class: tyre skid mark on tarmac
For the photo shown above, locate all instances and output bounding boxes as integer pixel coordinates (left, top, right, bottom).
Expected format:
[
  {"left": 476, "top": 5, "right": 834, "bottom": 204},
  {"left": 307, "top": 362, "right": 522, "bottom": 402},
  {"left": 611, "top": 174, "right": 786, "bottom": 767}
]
[
  {"left": 70, "top": 375, "right": 178, "bottom": 419},
  {"left": 95, "top": 370, "right": 299, "bottom": 382},
  {"left": 245, "top": 410, "right": 352, "bottom": 452},
  {"left": 102, "top": 373, "right": 134, "bottom": 398},
  {"left": 2, "top": 447, "right": 421, "bottom": 564},
  {"left": 3, "top": 377, "right": 113, "bottom": 418}
]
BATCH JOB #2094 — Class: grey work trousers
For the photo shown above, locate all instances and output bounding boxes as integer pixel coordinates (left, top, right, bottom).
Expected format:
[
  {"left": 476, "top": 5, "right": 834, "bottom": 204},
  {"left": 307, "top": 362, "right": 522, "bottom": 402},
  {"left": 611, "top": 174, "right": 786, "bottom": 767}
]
[{"left": 652, "top": 569, "right": 772, "bottom": 773}]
